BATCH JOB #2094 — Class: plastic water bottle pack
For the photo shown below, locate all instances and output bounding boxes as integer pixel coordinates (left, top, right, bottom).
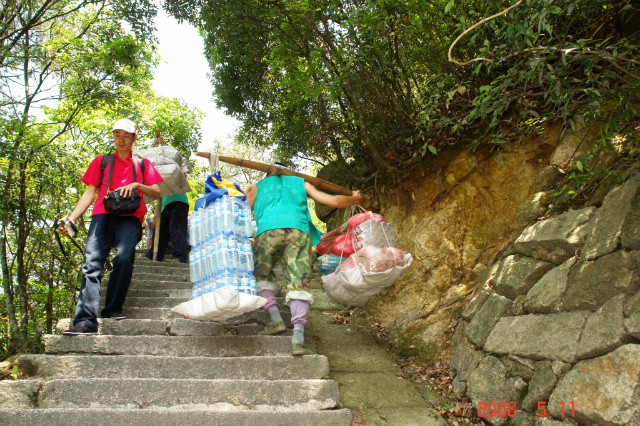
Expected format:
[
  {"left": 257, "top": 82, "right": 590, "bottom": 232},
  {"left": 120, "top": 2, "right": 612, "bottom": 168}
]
[{"left": 189, "top": 195, "right": 256, "bottom": 298}]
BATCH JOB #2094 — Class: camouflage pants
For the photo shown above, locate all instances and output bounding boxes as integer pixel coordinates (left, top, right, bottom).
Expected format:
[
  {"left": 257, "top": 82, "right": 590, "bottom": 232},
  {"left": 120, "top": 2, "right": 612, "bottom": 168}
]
[{"left": 252, "top": 228, "right": 312, "bottom": 294}]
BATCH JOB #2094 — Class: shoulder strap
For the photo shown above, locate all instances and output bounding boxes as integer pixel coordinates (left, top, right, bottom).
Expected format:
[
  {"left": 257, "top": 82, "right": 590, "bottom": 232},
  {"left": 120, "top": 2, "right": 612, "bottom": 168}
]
[
  {"left": 99, "top": 153, "right": 147, "bottom": 191},
  {"left": 141, "top": 156, "right": 146, "bottom": 185},
  {"left": 97, "top": 154, "right": 115, "bottom": 190},
  {"left": 134, "top": 154, "right": 146, "bottom": 185}
]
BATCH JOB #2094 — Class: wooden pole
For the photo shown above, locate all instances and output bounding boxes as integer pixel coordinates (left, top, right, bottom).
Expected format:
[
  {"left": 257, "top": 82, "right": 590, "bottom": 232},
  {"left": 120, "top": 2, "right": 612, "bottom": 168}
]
[
  {"left": 152, "top": 130, "right": 164, "bottom": 261},
  {"left": 196, "top": 152, "right": 353, "bottom": 196},
  {"left": 152, "top": 203, "right": 161, "bottom": 261}
]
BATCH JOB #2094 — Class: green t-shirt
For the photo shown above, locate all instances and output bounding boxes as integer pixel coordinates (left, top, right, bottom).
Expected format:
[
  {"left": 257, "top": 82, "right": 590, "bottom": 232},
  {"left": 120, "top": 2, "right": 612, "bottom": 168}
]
[
  {"left": 161, "top": 192, "right": 189, "bottom": 212},
  {"left": 254, "top": 175, "right": 321, "bottom": 245}
]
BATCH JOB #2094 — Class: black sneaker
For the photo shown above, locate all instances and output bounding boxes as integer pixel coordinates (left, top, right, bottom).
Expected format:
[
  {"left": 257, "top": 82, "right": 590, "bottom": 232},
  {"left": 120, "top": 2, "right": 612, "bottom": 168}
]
[
  {"left": 102, "top": 312, "right": 127, "bottom": 320},
  {"left": 62, "top": 323, "right": 98, "bottom": 336}
]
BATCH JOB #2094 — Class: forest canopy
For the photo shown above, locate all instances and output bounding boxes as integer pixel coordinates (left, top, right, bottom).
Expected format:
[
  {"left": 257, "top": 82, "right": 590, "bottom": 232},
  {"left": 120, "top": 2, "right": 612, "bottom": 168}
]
[{"left": 164, "top": 0, "right": 640, "bottom": 184}]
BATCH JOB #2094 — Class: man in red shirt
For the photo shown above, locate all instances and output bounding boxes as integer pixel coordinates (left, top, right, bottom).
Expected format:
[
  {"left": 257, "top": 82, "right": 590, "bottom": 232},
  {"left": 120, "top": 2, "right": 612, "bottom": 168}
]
[{"left": 59, "top": 119, "right": 163, "bottom": 335}]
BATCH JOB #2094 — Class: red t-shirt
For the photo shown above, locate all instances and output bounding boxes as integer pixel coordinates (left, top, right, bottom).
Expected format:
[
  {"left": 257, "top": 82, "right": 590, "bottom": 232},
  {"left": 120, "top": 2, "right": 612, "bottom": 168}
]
[{"left": 82, "top": 151, "right": 163, "bottom": 222}]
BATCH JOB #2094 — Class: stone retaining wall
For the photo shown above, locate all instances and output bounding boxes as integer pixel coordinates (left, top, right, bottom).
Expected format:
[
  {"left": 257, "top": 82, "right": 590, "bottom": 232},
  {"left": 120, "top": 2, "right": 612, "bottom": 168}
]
[{"left": 451, "top": 175, "right": 640, "bottom": 426}]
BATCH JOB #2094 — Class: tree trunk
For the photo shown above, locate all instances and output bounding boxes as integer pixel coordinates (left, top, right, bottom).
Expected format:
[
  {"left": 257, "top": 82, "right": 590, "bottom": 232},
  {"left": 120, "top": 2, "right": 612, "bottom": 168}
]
[
  {"left": 16, "top": 155, "right": 31, "bottom": 346},
  {"left": 0, "top": 225, "right": 20, "bottom": 355},
  {"left": 46, "top": 254, "right": 54, "bottom": 334}
]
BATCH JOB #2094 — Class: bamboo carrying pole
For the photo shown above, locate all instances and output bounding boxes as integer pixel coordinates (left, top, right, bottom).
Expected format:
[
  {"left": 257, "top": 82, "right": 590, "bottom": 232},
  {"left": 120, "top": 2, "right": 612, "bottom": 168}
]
[
  {"left": 196, "top": 152, "right": 353, "bottom": 196},
  {"left": 152, "top": 130, "right": 163, "bottom": 261}
]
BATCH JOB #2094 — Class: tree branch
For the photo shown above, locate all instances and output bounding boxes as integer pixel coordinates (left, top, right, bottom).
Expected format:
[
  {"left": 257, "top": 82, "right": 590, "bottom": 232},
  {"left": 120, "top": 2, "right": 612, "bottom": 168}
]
[{"left": 448, "top": 0, "right": 524, "bottom": 66}]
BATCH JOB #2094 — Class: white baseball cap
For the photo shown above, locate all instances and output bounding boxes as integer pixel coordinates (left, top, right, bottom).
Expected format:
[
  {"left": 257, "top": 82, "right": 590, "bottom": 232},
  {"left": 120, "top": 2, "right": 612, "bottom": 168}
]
[{"left": 112, "top": 118, "right": 137, "bottom": 134}]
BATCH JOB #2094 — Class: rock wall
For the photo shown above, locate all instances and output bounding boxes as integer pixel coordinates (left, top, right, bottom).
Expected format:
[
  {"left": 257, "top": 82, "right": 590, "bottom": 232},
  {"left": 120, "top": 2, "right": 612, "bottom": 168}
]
[
  {"left": 341, "top": 120, "right": 594, "bottom": 359},
  {"left": 317, "top": 119, "right": 639, "bottom": 425},
  {"left": 318, "top": 119, "right": 639, "bottom": 424},
  {"left": 451, "top": 175, "right": 640, "bottom": 426}
]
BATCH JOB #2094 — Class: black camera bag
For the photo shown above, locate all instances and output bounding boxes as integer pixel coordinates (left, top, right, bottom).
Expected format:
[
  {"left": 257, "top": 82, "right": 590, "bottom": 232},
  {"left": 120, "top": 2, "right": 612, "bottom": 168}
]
[{"left": 99, "top": 154, "right": 146, "bottom": 215}]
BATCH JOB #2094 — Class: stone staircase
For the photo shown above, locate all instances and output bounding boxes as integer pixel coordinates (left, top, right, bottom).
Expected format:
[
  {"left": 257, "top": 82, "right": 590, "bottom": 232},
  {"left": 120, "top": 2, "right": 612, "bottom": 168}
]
[{"left": 0, "top": 256, "right": 352, "bottom": 426}]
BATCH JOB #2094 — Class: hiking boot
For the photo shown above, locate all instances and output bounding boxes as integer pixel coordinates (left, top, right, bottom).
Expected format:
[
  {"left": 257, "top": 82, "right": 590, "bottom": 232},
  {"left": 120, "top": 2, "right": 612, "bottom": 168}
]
[
  {"left": 62, "top": 323, "right": 98, "bottom": 336},
  {"left": 291, "top": 343, "right": 313, "bottom": 356},
  {"left": 258, "top": 320, "right": 286, "bottom": 335}
]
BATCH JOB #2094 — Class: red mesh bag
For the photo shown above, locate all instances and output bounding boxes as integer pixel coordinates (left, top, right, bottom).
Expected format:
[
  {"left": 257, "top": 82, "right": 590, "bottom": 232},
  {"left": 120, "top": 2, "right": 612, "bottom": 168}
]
[
  {"left": 316, "top": 225, "right": 356, "bottom": 257},
  {"left": 331, "top": 232, "right": 355, "bottom": 257}
]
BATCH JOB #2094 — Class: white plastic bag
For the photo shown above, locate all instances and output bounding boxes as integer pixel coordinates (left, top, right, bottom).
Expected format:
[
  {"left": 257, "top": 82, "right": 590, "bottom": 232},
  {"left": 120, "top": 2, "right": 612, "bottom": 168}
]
[
  {"left": 351, "top": 219, "right": 396, "bottom": 251},
  {"left": 322, "top": 251, "right": 413, "bottom": 306},
  {"left": 337, "top": 245, "right": 406, "bottom": 273},
  {"left": 171, "top": 285, "right": 266, "bottom": 321}
]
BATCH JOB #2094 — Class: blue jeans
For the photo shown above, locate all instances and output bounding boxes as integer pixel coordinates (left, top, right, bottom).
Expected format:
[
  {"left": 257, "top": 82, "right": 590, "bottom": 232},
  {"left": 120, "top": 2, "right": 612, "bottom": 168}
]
[{"left": 73, "top": 214, "right": 142, "bottom": 329}]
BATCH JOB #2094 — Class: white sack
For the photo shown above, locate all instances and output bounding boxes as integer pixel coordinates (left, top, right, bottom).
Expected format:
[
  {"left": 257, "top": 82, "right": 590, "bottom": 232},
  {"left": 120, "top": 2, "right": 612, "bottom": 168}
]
[
  {"left": 138, "top": 146, "right": 192, "bottom": 174},
  {"left": 142, "top": 163, "right": 192, "bottom": 203},
  {"left": 139, "top": 146, "right": 193, "bottom": 203},
  {"left": 322, "top": 253, "right": 413, "bottom": 306},
  {"left": 155, "top": 163, "right": 192, "bottom": 197},
  {"left": 171, "top": 285, "right": 267, "bottom": 321}
]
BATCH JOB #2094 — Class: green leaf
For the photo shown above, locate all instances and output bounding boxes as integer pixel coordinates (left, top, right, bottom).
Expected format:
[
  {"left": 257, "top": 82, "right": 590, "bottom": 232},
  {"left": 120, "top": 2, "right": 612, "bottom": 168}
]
[
  {"left": 445, "top": 0, "right": 454, "bottom": 14},
  {"left": 585, "top": 88, "right": 601, "bottom": 98},
  {"left": 428, "top": 145, "right": 438, "bottom": 155},
  {"left": 575, "top": 160, "right": 584, "bottom": 171}
]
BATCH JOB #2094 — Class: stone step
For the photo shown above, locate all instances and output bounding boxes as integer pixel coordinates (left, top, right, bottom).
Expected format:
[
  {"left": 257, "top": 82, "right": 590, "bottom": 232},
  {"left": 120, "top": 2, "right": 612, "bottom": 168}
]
[
  {"left": 120, "top": 306, "right": 182, "bottom": 320},
  {"left": 18, "top": 378, "right": 340, "bottom": 410},
  {"left": 136, "top": 261, "right": 189, "bottom": 269},
  {"left": 56, "top": 318, "right": 169, "bottom": 336},
  {"left": 134, "top": 261, "right": 189, "bottom": 270},
  {"left": 54, "top": 318, "right": 293, "bottom": 337},
  {"left": 111, "top": 288, "right": 192, "bottom": 298},
  {"left": 6, "top": 259, "right": 354, "bottom": 426},
  {"left": 119, "top": 296, "right": 189, "bottom": 308},
  {"left": 44, "top": 335, "right": 304, "bottom": 357},
  {"left": 0, "top": 408, "right": 352, "bottom": 426},
  {"left": 118, "top": 306, "right": 288, "bottom": 324},
  {"left": 18, "top": 354, "right": 329, "bottom": 380},
  {"left": 118, "top": 279, "right": 193, "bottom": 290},
  {"left": 167, "top": 317, "right": 293, "bottom": 336},
  {"left": 129, "top": 272, "right": 190, "bottom": 282}
]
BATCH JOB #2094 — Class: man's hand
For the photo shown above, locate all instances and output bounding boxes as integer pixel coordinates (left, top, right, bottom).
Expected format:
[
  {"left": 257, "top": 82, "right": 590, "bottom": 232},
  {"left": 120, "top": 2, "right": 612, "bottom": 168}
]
[
  {"left": 57, "top": 217, "right": 77, "bottom": 237},
  {"left": 352, "top": 190, "right": 364, "bottom": 205},
  {"left": 114, "top": 182, "right": 139, "bottom": 197}
]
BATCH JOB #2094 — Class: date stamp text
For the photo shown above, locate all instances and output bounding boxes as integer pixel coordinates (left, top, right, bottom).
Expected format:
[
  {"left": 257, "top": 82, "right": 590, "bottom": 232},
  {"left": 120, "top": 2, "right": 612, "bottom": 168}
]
[{"left": 476, "top": 401, "right": 575, "bottom": 418}]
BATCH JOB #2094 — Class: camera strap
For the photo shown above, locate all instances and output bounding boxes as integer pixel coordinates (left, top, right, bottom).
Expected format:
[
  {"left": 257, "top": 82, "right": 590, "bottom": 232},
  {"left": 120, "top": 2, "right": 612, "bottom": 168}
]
[{"left": 51, "top": 222, "right": 85, "bottom": 266}]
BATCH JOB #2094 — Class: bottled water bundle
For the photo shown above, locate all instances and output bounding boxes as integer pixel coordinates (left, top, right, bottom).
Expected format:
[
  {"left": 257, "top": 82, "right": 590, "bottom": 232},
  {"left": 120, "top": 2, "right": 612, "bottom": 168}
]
[{"left": 188, "top": 195, "right": 256, "bottom": 298}]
